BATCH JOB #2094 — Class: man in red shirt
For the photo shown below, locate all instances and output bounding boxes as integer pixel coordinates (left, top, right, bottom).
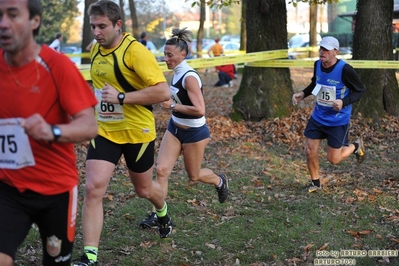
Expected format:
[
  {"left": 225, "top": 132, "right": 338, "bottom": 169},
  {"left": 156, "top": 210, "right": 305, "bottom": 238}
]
[
  {"left": 0, "top": 0, "right": 98, "bottom": 265},
  {"left": 214, "top": 64, "right": 235, "bottom": 87}
]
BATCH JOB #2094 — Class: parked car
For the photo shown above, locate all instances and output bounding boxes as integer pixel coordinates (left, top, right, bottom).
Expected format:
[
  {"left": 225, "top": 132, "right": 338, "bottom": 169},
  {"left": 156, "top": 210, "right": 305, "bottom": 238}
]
[
  {"left": 61, "top": 46, "right": 82, "bottom": 65},
  {"left": 202, "top": 41, "right": 241, "bottom": 57},
  {"left": 155, "top": 44, "right": 166, "bottom": 62},
  {"left": 288, "top": 41, "right": 314, "bottom": 59},
  {"left": 155, "top": 39, "right": 214, "bottom": 62},
  {"left": 288, "top": 34, "right": 353, "bottom": 60},
  {"left": 220, "top": 35, "right": 240, "bottom": 43},
  {"left": 154, "top": 39, "right": 240, "bottom": 61},
  {"left": 146, "top": 41, "right": 157, "bottom": 53},
  {"left": 190, "top": 38, "right": 214, "bottom": 58},
  {"left": 337, "top": 47, "right": 353, "bottom": 59},
  {"left": 288, "top": 34, "right": 321, "bottom": 59}
]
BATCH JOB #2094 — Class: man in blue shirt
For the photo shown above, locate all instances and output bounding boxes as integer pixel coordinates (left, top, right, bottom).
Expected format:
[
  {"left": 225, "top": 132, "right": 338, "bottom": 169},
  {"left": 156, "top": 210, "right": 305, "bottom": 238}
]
[{"left": 292, "top": 36, "right": 366, "bottom": 192}]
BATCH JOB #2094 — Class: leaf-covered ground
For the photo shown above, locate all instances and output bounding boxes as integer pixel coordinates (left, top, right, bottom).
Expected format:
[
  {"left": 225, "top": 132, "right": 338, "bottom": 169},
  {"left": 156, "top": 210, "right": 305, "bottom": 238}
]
[
  {"left": 75, "top": 68, "right": 399, "bottom": 264},
  {"left": 17, "top": 68, "right": 399, "bottom": 265},
  {"left": 96, "top": 67, "right": 399, "bottom": 185},
  {"left": 74, "top": 68, "right": 399, "bottom": 183}
]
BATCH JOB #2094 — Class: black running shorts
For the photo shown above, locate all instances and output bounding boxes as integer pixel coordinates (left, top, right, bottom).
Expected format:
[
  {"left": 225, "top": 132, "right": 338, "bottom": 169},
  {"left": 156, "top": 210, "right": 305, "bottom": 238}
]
[
  {"left": 0, "top": 181, "right": 77, "bottom": 265},
  {"left": 86, "top": 135, "right": 155, "bottom": 173}
]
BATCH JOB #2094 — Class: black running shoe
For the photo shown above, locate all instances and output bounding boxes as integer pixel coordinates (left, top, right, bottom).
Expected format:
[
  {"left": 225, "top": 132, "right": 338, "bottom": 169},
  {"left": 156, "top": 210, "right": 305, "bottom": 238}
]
[
  {"left": 216, "top": 174, "right": 229, "bottom": 203},
  {"left": 74, "top": 253, "right": 97, "bottom": 266},
  {"left": 305, "top": 182, "right": 322, "bottom": 193},
  {"left": 139, "top": 212, "right": 158, "bottom": 229},
  {"left": 157, "top": 213, "right": 173, "bottom": 238},
  {"left": 354, "top": 138, "right": 365, "bottom": 163}
]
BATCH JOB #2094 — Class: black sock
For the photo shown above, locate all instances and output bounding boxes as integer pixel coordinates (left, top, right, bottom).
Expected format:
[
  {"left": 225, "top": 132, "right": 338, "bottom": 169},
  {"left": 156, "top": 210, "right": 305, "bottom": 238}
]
[
  {"left": 312, "top": 179, "right": 320, "bottom": 187},
  {"left": 353, "top": 142, "right": 359, "bottom": 153}
]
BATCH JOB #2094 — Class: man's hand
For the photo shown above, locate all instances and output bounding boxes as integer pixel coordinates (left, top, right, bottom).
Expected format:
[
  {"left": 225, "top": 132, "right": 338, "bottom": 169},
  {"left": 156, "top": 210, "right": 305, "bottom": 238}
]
[
  {"left": 292, "top": 92, "right": 304, "bottom": 106},
  {"left": 332, "top": 99, "right": 343, "bottom": 111},
  {"left": 20, "top": 114, "right": 53, "bottom": 141},
  {"left": 101, "top": 82, "right": 119, "bottom": 104}
]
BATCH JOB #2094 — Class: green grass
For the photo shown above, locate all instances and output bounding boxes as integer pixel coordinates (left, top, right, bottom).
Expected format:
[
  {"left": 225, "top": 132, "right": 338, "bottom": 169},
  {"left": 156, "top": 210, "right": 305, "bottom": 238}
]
[
  {"left": 13, "top": 70, "right": 399, "bottom": 265},
  {"left": 14, "top": 139, "right": 399, "bottom": 265}
]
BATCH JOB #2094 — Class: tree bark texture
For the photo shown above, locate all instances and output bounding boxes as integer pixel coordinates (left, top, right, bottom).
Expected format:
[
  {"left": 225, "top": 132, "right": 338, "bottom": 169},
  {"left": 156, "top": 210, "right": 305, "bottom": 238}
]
[
  {"left": 353, "top": 0, "right": 399, "bottom": 117},
  {"left": 231, "top": 0, "right": 293, "bottom": 121},
  {"left": 240, "top": 0, "right": 247, "bottom": 51},
  {"left": 309, "top": 2, "right": 318, "bottom": 58},
  {"left": 128, "top": 0, "right": 140, "bottom": 40},
  {"left": 82, "top": 0, "right": 97, "bottom": 64},
  {"left": 119, "top": 0, "right": 126, "bottom": 33},
  {"left": 196, "top": 2, "right": 206, "bottom": 58}
]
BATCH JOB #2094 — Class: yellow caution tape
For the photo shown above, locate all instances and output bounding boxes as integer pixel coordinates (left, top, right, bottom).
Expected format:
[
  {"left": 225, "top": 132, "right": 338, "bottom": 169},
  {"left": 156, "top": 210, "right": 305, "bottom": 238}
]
[
  {"left": 64, "top": 52, "right": 91, "bottom": 59},
  {"left": 77, "top": 64, "right": 91, "bottom": 81},
  {"left": 77, "top": 50, "right": 288, "bottom": 78},
  {"left": 74, "top": 49, "right": 399, "bottom": 81},
  {"left": 247, "top": 59, "right": 315, "bottom": 68},
  {"left": 247, "top": 59, "right": 399, "bottom": 69},
  {"left": 347, "top": 60, "right": 399, "bottom": 69}
]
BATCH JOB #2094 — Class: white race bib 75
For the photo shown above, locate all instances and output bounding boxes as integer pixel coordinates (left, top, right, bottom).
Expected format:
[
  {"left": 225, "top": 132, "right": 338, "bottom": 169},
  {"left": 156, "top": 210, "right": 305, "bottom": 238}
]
[{"left": 0, "top": 118, "right": 35, "bottom": 169}]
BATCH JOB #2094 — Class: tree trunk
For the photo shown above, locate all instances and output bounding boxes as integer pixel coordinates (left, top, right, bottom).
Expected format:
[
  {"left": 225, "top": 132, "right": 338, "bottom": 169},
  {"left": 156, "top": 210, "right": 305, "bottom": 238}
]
[
  {"left": 196, "top": 2, "right": 206, "bottom": 58},
  {"left": 353, "top": 0, "right": 399, "bottom": 118},
  {"left": 128, "top": 0, "right": 140, "bottom": 39},
  {"left": 240, "top": 0, "right": 247, "bottom": 51},
  {"left": 309, "top": 2, "right": 318, "bottom": 58},
  {"left": 327, "top": 2, "right": 338, "bottom": 33},
  {"left": 82, "top": 0, "right": 97, "bottom": 64},
  {"left": 119, "top": 0, "right": 126, "bottom": 33},
  {"left": 231, "top": 0, "right": 293, "bottom": 121}
]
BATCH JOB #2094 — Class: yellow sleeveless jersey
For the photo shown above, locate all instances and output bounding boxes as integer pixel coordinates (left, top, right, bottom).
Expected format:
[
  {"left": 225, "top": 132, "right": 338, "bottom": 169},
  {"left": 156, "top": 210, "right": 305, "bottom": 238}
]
[{"left": 91, "top": 33, "right": 166, "bottom": 144}]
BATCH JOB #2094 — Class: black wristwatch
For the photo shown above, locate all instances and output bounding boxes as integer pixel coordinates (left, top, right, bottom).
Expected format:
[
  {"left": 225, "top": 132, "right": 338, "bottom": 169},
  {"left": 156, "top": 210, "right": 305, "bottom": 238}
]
[
  {"left": 118, "top": 92, "right": 125, "bottom": 105},
  {"left": 51, "top": 125, "right": 62, "bottom": 142}
]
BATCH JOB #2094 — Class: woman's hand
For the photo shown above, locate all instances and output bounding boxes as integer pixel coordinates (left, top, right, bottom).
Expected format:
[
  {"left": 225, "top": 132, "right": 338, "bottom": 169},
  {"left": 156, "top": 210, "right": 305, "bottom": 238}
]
[{"left": 161, "top": 98, "right": 174, "bottom": 109}]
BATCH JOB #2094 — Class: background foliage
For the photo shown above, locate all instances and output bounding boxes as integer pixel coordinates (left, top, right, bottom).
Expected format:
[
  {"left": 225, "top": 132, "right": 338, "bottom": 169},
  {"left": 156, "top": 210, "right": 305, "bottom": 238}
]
[{"left": 37, "top": 0, "right": 80, "bottom": 44}]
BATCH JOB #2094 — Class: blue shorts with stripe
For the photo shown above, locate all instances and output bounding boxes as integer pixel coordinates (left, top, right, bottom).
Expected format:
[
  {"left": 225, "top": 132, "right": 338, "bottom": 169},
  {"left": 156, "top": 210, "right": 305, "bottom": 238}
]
[{"left": 167, "top": 118, "right": 210, "bottom": 144}]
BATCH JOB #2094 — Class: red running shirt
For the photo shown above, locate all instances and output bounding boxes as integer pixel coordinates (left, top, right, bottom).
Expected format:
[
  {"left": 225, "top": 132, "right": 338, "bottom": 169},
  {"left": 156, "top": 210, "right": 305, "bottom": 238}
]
[{"left": 0, "top": 45, "right": 97, "bottom": 195}]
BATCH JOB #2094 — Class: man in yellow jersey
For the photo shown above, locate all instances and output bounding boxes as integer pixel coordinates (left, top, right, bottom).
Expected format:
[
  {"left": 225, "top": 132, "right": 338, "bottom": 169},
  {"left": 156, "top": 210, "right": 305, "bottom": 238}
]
[{"left": 75, "top": 1, "right": 172, "bottom": 265}]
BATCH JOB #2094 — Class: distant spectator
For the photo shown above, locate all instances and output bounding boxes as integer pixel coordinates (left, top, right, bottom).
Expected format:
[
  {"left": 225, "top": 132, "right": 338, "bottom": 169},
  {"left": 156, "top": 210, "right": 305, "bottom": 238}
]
[
  {"left": 207, "top": 37, "right": 223, "bottom": 57},
  {"left": 186, "top": 42, "right": 193, "bottom": 59},
  {"left": 49, "top": 32, "right": 62, "bottom": 52},
  {"left": 214, "top": 64, "right": 235, "bottom": 87},
  {"left": 140, "top": 32, "right": 147, "bottom": 47},
  {"left": 85, "top": 39, "right": 97, "bottom": 51}
]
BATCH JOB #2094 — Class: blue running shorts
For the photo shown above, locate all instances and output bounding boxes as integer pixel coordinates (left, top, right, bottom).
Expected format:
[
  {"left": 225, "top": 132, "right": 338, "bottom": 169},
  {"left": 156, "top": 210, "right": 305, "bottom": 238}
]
[
  {"left": 167, "top": 118, "right": 210, "bottom": 144},
  {"left": 304, "top": 116, "right": 350, "bottom": 149}
]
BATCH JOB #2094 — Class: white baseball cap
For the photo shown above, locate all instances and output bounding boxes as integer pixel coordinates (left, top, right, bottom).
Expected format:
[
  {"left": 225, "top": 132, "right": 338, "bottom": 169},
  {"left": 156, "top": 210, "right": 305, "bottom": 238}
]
[{"left": 319, "top": 36, "right": 339, "bottom": 51}]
